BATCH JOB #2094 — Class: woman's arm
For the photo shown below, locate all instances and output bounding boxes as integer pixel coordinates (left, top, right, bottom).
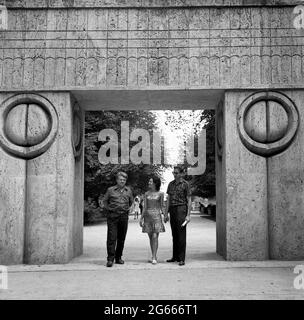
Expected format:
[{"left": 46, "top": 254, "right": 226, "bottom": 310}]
[
  {"left": 142, "top": 193, "right": 147, "bottom": 217},
  {"left": 164, "top": 194, "right": 169, "bottom": 223},
  {"left": 160, "top": 192, "right": 164, "bottom": 214},
  {"left": 140, "top": 193, "right": 147, "bottom": 227}
]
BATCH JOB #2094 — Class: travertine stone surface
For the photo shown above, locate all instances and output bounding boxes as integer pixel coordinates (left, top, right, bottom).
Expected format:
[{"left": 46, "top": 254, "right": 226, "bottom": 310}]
[
  {"left": 71, "top": 95, "right": 84, "bottom": 259},
  {"left": 267, "top": 91, "right": 304, "bottom": 260},
  {"left": 0, "top": 92, "right": 83, "bottom": 265},
  {"left": 223, "top": 90, "right": 304, "bottom": 261},
  {"left": 0, "top": 0, "right": 299, "bottom": 8},
  {"left": 224, "top": 91, "right": 268, "bottom": 261},
  {"left": 5, "top": 103, "right": 51, "bottom": 146},
  {"left": 25, "top": 92, "right": 84, "bottom": 264},
  {"left": 0, "top": 5, "right": 303, "bottom": 90},
  {"left": 0, "top": 94, "right": 26, "bottom": 265},
  {"left": 1, "top": 2, "right": 304, "bottom": 263},
  {"left": 216, "top": 99, "right": 226, "bottom": 258},
  {"left": 244, "top": 101, "right": 288, "bottom": 143}
]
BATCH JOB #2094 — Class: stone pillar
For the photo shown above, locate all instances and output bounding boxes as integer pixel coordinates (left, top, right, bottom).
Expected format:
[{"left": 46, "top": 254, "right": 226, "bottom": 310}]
[
  {"left": 216, "top": 98, "right": 227, "bottom": 258},
  {"left": 218, "top": 90, "right": 303, "bottom": 260},
  {"left": 266, "top": 91, "right": 304, "bottom": 260},
  {"left": 0, "top": 92, "right": 84, "bottom": 265}
]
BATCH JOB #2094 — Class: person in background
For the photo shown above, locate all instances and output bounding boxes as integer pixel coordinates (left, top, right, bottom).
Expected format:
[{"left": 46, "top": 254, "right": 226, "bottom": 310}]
[
  {"left": 103, "top": 171, "right": 133, "bottom": 267},
  {"left": 132, "top": 196, "right": 141, "bottom": 220}
]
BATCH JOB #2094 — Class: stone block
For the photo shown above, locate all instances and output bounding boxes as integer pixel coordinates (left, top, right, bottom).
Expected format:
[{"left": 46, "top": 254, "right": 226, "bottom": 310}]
[
  {"left": 222, "top": 91, "right": 268, "bottom": 260},
  {"left": 0, "top": 93, "right": 26, "bottom": 265},
  {"left": 0, "top": 92, "right": 83, "bottom": 264},
  {"left": 221, "top": 89, "right": 304, "bottom": 261},
  {"left": 267, "top": 91, "right": 304, "bottom": 260},
  {"left": 0, "top": 6, "right": 303, "bottom": 89}
]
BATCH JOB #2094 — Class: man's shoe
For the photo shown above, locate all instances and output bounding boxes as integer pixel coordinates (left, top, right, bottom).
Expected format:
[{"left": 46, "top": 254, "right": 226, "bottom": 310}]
[
  {"left": 178, "top": 261, "right": 185, "bottom": 266},
  {"left": 166, "top": 258, "right": 177, "bottom": 262},
  {"left": 115, "top": 258, "right": 125, "bottom": 264},
  {"left": 106, "top": 261, "right": 113, "bottom": 267}
]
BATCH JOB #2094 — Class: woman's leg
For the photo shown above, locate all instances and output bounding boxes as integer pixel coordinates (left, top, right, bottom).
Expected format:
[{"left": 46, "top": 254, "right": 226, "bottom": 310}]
[
  {"left": 148, "top": 233, "right": 153, "bottom": 259},
  {"left": 151, "top": 233, "right": 159, "bottom": 260}
]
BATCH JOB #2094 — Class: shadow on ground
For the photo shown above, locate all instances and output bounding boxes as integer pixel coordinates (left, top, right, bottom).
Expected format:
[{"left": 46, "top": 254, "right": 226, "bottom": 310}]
[{"left": 71, "top": 215, "right": 223, "bottom": 265}]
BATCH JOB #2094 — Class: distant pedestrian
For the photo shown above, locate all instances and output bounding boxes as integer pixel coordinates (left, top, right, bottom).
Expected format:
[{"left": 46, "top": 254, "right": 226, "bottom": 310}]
[
  {"left": 103, "top": 171, "right": 133, "bottom": 267},
  {"left": 132, "top": 196, "right": 141, "bottom": 220}
]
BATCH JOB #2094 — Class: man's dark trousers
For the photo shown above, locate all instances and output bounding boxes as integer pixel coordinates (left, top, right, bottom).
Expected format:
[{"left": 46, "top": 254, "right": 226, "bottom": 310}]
[
  {"left": 169, "top": 205, "right": 187, "bottom": 262},
  {"left": 107, "top": 212, "right": 129, "bottom": 262}
]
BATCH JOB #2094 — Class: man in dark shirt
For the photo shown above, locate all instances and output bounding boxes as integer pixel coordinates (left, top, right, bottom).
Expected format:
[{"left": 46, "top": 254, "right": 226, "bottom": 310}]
[
  {"left": 103, "top": 171, "right": 133, "bottom": 267},
  {"left": 165, "top": 166, "right": 191, "bottom": 266}
]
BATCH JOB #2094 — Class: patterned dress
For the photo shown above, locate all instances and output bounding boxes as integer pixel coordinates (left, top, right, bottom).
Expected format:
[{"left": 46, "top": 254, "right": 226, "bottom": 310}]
[{"left": 142, "top": 192, "right": 165, "bottom": 234}]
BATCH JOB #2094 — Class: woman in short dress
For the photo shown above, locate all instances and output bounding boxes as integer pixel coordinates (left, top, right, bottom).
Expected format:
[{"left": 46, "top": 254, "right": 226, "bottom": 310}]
[{"left": 139, "top": 176, "right": 165, "bottom": 264}]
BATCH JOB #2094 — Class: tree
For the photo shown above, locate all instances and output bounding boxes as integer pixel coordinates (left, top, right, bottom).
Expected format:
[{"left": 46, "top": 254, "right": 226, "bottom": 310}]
[
  {"left": 190, "top": 110, "right": 215, "bottom": 198},
  {"left": 83, "top": 109, "right": 215, "bottom": 223},
  {"left": 156, "top": 109, "right": 215, "bottom": 198},
  {"left": 85, "top": 110, "right": 163, "bottom": 205}
]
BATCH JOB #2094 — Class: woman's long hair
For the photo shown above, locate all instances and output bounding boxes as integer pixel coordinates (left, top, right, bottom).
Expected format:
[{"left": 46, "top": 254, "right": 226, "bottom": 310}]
[{"left": 149, "top": 176, "right": 161, "bottom": 191}]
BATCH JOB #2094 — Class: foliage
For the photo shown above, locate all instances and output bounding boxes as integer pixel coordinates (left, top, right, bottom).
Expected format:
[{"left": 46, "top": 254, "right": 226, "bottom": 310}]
[
  {"left": 157, "top": 109, "right": 215, "bottom": 197},
  {"left": 85, "top": 110, "right": 163, "bottom": 204},
  {"left": 190, "top": 110, "right": 215, "bottom": 198},
  {"left": 84, "top": 109, "right": 215, "bottom": 223}
]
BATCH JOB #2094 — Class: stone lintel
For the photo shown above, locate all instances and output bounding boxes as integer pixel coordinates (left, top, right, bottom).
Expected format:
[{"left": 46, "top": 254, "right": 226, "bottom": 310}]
[{"left": 0, "top": 0, "right": 300, "bottom": 9}]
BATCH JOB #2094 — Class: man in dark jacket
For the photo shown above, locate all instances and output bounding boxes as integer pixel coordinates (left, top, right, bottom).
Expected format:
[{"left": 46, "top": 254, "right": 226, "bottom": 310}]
[
  {"left": 165, "top": 166, "right": 191, "bottom": 266},
  {"left": 103, "top": 171, "right": 133, "bottom": 267}
]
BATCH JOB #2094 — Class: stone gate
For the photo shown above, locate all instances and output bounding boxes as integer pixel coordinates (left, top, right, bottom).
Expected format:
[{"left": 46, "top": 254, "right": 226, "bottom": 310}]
[{"left": 0, "top": 0, "right": 304, "bottom": 264}]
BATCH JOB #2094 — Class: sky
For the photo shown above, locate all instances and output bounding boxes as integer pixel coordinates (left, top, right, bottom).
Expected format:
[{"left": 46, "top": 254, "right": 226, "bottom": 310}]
[{"left": 151, "top": 110, "right": 206, "bottom": 193}]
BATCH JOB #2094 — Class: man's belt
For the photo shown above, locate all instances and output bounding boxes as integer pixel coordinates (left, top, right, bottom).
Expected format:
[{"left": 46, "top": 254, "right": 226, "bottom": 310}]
[{"left": 108, "top": 209, "right": 129, "bottom": 214}]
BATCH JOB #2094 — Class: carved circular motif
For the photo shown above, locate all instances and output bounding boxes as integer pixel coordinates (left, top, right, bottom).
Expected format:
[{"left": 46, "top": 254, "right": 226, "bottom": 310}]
[
  {"left": 244, "top": 100, "right": 289, "bottom": 144},
  {"left": 72, "top": 102, "right": 83, "bottom": 159},
  {"left": 216, "top": 100, "right": 224, "bottom": 160},
  {"left": 0, "top": 94, "right": 58, "bottom": 159},
  {"left": 5, "top": 103, "right": 51, "bottom": 147},
  {"left": 237, "top": 91, "right": 299, "bottom": 157}
]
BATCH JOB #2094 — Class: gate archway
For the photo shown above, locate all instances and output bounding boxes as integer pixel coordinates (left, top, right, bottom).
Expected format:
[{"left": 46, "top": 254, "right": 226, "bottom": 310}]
[{"left": 1, "top": 1, "right": 304, "bottom": 264}]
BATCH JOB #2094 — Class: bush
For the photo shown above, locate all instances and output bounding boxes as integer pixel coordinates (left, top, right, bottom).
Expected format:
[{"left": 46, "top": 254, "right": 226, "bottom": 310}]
[{"left": 84, "top": 198, "right": 107, "bottom": 225}]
